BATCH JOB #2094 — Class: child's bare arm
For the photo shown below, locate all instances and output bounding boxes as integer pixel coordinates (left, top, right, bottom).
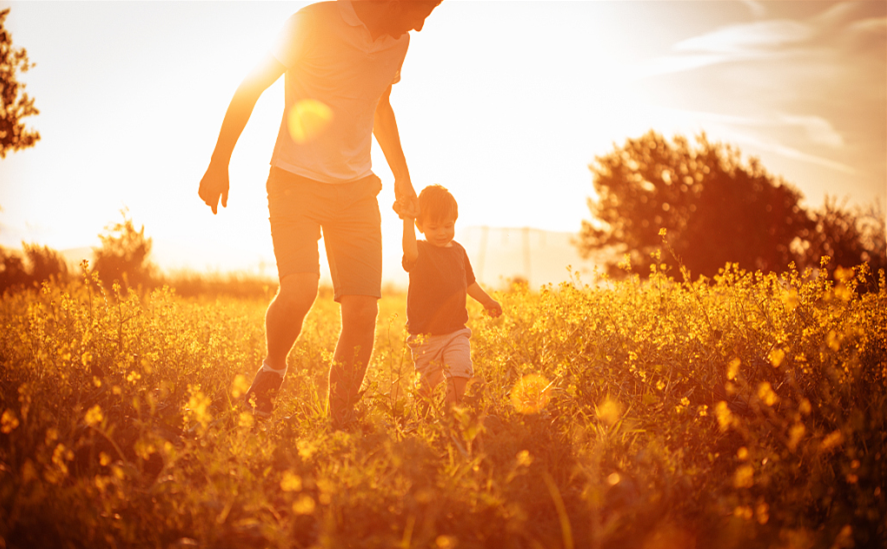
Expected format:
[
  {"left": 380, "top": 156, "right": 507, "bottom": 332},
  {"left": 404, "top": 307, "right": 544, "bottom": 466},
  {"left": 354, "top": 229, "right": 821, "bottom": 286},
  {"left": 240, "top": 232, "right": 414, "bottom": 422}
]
[
  {"left": 467, "top": 282, "right": 502, "bottom": 317},
  {"left": 402, "top": 217, "right": 419, "bottom": 268}
]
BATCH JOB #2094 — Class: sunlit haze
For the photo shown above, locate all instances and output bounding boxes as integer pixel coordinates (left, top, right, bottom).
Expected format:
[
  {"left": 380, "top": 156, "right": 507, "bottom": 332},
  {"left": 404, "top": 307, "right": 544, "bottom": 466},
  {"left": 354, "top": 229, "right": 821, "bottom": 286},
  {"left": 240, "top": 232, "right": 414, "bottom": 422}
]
[{"left": 0, "top": 0, "right": 884, "bottom": 287}]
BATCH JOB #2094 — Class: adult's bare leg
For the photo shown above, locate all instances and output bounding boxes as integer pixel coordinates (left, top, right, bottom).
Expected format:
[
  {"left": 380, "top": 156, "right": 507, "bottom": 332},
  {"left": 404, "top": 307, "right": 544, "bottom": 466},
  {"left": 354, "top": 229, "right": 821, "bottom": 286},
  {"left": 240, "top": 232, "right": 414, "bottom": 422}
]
[
  {"left": 242, "top": 273, "right": 318, "bottom": 416},
  {"left": 264, "top": 272, "right": 319, "bottom": 371},
  {"left": 328, "top": 295, "right": 378, "bottom": 427}
]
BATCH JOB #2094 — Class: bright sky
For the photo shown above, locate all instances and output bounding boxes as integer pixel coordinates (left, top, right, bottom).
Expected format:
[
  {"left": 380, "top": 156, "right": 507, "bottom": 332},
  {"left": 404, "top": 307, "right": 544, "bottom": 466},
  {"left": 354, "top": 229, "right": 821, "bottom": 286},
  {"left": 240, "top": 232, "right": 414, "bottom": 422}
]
[{"left": 1, "top": 1, "right": 884, "bottom": 283}]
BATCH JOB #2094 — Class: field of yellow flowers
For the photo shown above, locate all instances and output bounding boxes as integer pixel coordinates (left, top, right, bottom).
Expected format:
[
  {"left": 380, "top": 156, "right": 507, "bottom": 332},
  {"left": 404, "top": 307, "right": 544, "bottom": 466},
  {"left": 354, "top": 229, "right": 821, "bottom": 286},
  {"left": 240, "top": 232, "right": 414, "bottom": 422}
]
[{"left": 1, "top": 259, "right": 885, "bottom": 549}]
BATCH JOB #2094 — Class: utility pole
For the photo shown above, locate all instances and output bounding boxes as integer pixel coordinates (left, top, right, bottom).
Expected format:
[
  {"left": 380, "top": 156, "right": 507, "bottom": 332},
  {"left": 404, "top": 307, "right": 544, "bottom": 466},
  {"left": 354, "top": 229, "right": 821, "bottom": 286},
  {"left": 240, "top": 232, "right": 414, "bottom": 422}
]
[
  {"left": 476, "top": 225, "right": 488, "bottom": 285},
  {"left": 522, "top": 226, "right": 531, "bottom": 287}
]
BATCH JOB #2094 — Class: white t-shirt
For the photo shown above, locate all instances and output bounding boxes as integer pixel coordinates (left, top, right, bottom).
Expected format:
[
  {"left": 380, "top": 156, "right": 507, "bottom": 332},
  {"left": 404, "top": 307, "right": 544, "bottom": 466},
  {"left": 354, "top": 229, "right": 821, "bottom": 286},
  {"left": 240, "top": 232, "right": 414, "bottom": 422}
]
[{"left": 270, "top": 0, "right": 410, "bottom": 183}]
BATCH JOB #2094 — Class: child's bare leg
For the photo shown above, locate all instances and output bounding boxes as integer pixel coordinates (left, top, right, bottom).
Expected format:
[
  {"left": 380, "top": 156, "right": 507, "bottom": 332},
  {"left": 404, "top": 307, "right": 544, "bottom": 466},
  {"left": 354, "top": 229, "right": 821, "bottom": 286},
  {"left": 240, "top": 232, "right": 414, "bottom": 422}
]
[
  {"left": 416, "top": 369, "right": 442, "bottom": 419},
  {"left": 445, "top": 376, "right": 469, "bottom": 407}
]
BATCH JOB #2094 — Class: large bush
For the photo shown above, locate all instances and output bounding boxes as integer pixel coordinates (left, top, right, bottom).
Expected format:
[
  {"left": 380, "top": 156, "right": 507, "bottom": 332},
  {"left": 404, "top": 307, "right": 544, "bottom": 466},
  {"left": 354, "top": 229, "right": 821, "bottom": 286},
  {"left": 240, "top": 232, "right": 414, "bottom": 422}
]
[{"left": 579, "top": 131, "right": 886, "bottom": 281}]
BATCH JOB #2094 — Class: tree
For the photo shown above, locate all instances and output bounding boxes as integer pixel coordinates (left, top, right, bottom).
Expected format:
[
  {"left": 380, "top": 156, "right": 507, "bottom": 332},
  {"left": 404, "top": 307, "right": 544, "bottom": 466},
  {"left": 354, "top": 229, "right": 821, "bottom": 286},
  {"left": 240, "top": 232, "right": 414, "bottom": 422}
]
[
  {"left": 0, "top": 7, "right": 40, "bottom": 158},
  {"left": 92, "top": 210, "right": 156, "bottom": 288},
  {"left": 577, "top": 131, "right": 812, "bottom": 279},
  {"left": 23, "top": 243, "right": 69, "bottom": 283},
  {"left": 0, "top": 243, "right": 70, "bottom": 293},
  {"left": 0, "top": 246, "right": 28, "bottom": 291},
  {"left": 805, "top": 197, "right": 886, "bottom": 276}
]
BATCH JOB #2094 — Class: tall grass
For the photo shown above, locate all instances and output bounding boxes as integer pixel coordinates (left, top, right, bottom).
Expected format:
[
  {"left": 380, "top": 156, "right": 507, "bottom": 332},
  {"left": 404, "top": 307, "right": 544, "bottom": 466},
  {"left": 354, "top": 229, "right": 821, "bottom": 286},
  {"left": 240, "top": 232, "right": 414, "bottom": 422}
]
[{"left": 0, "top": 259, "right": 884, "bottom": 548}]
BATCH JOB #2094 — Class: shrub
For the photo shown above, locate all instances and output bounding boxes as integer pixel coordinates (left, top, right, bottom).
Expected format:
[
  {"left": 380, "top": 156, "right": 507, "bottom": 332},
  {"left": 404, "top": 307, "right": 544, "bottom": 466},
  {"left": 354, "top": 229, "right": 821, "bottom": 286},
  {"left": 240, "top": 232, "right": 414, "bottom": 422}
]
[{"left": 92, "top": 209, "right": 156, "bottom": 290}]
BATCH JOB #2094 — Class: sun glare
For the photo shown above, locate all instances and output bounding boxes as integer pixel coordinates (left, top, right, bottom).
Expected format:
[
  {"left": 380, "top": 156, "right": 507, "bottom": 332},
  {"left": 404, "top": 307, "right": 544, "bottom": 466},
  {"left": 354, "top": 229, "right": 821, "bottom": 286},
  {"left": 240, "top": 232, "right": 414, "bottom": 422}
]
[{"left": 287, "top": 99, "right": 334, "bottom": 144}]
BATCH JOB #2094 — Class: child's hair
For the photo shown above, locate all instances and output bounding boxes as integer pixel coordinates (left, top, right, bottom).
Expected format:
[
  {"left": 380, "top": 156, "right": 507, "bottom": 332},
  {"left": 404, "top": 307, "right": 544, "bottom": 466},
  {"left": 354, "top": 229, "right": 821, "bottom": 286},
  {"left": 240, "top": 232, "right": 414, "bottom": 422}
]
[{"left": 417, "top": 184, "right": 458, "bottom": 225}]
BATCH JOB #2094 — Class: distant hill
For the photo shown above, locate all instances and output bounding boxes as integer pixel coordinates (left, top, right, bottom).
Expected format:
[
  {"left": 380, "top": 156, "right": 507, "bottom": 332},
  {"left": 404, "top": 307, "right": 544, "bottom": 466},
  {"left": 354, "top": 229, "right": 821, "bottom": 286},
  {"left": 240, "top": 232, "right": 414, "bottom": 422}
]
[
  {"left": 53, "top": 228, "right": 609, "bottom": 291},
  {"left": 455, "top": 226, "right": 607, "bottom": 290},
  {"left": 59, "top": 247, "right": 93, "bottom": 270}
]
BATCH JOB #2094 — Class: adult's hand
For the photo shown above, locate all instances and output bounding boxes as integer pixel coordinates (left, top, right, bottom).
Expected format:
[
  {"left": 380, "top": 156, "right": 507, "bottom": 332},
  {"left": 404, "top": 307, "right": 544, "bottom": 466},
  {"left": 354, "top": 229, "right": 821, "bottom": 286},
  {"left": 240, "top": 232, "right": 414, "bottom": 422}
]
[
  {"left": 198, "top": 163, "right": 229, "bottom": 215},
  {"left": 393, "top": 195, "right": 419, "bottom": 219}
]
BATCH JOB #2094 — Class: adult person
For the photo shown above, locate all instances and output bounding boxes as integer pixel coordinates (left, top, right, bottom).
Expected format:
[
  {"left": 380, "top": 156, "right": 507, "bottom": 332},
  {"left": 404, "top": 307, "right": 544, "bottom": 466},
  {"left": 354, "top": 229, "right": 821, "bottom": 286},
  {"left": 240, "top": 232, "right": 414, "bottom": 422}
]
[{"left": 198, "top": 0, "right": 442, "bottom": 428}]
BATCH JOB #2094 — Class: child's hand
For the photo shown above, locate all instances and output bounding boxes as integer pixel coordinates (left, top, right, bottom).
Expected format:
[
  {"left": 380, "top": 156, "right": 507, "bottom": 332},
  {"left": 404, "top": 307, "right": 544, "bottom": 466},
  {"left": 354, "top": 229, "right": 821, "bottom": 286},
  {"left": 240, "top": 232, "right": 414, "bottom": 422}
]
[{"left": 484, "top": 300, "right": 503, "bottom": 318}]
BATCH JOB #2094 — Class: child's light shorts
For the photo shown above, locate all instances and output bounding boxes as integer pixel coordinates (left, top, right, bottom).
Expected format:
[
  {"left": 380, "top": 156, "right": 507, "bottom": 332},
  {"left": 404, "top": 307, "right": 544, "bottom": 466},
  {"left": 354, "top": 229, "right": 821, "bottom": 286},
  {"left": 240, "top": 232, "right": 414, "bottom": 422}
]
[{"left": 407, "top": 327, "right": 473, "bottom": 388}]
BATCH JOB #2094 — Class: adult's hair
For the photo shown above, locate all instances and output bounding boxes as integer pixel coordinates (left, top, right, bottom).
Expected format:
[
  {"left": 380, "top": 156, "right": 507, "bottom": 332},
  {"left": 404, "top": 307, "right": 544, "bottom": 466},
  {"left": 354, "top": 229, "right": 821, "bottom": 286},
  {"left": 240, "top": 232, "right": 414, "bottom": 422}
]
[{"left": 397, "top": 0, "right": 444, "bottom": 6}]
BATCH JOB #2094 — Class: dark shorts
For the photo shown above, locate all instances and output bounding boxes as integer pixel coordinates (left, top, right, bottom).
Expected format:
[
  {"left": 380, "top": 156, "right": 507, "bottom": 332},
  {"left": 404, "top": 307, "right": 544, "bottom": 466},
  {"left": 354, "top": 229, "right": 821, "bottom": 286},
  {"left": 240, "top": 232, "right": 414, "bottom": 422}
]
[{"left": 266, "top": 167, "right": 383, "bottom": 302}]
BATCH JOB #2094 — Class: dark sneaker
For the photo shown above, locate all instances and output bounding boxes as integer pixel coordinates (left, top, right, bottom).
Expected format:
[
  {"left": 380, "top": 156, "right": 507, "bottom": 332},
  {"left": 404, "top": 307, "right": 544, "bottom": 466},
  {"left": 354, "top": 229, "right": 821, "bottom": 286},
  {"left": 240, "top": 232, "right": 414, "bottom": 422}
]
[{"left": 243, "top": 367, "right": 284, "bottom": 419}]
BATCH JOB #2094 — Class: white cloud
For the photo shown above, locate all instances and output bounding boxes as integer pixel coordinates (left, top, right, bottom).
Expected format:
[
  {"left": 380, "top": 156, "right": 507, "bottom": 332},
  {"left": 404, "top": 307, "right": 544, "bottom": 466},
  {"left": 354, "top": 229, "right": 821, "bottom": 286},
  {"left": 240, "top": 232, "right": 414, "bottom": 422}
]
[
  {"left": 644, "top": 3, "right": 883, "bottom": 78},
  {"left": 649, "top": 108, "right": 853, "bottom": 174},
  {"left": 673, "top": 20, "right": 813, "bottom": 55},
  {"left": 778, "top": 115, "right": 844, "bottom": 148},
  {"left": 631, "top": 53, "right": 741, "bottom": 80},
  {"left": 811, "top": 1, "right": 868, "bottom": 29},
  {"left": 740, "top": 0, "right": 768, "bottom": 20},
  {"left": 760, "top": 141, "right": 856, "bottom": 175}
]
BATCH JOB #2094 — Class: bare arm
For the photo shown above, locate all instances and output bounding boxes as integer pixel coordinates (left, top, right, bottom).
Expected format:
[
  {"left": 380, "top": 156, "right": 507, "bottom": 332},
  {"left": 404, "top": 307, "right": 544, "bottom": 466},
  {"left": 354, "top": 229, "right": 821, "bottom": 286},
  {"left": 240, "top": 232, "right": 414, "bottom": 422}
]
[
  {"left": 467, "top": 282, "right": 502, "bottom": 317},
  {"left": 402, "top": 217, "right": 419, "bottom": 269},
  {"left": 373, "top": 84, "right": 418, "bottom": 218},
  {"left": 198, "top": 54, "right": 286, "bottom": 214}
]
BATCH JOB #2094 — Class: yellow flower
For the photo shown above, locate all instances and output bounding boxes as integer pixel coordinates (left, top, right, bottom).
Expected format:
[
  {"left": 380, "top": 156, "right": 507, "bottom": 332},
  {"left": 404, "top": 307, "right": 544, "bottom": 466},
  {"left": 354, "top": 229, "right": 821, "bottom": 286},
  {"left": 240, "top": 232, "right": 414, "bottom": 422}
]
[
  {"left": 734, "top": 506, "right": 753, "bottom": 520},
  {"left": 715, "top": 401, "right": 733, "bottom": 431},
  {"left": 820, "top": 430, "right": 843, "bottom": 452},
  {"left": 84, "top": 405, "right": 104, "bottom": 427},
  {"left": 757, "top": 382, "right": 779, "bottom": 406},
  {"left": 436, "top": 536, "right": 458, "bottom": 549},
  {"left": 297, "top": 440, "right": 318, "bottom": 460},
  {"left": 726, "top": 358, "right": 741, "bottom": 380},
  {"left": 733, "top": 465, "right": 754, "bottom": 488},
  {"left": 787, "top": 424, "right": 805, "bottom": 451},
  {"left": 292, "top": 494, "right": 316, "bottom": 515},
  {"left": 52, "top": 443, "right": 74, "bottom": 476},
  {"left": 827, "top": 330, "right": 841, "bottom": 351},
  {"left": 1, "top": 410, "right": 19, "bottom": 434},
  {"left": 516, "top": 450, "right": 533, "bottom": 467},
  {"left": 768, "top": 348, "right": 785, "bottom": 368},
  {"left": 799, "top": 399, "right": 812, "bottom": 415},
  {"left": 186, "top": 386, "right": 211, "bottom": 427},
  {"left": 781, "top": 288, "right": 800, "bottom": 311},
  {"left": 755, "top": 502, "right": 770, "bottom": 524},
  {"left": 238, "top": 411, "right": 254, "bottom": 430},
  {"left": 231, "top": 374, "right": 250, "bottom": 399},
  {"left": 281, "top": 471, "right": 302, "bottom": 492}
]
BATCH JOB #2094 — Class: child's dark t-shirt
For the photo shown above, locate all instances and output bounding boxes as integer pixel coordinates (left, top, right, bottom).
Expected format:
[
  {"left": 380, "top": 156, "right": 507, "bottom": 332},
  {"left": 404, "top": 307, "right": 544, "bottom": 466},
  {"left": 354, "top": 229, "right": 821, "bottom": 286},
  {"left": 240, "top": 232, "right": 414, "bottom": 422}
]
[{"left": 403, "top": 240, "right": 476, "bottom": 335}]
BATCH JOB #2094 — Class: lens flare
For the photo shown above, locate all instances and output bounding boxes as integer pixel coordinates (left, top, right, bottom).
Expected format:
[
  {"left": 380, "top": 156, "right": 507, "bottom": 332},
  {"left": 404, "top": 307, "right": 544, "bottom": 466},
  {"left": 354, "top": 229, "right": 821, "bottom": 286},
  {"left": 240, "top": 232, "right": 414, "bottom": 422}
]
[
  {"left": 288, "top": 99, "right": 333, "bottom": 144},
  {"left": 510, "top": 374, "right": 551, "bottom": 414},
  {"left": 596, "top": 397, "right": 624, "bottom": 426}
]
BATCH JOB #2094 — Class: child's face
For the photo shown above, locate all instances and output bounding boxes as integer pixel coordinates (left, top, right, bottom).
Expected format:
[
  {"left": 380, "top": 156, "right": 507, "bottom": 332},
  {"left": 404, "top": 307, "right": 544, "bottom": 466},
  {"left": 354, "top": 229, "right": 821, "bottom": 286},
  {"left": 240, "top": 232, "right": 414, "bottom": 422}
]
[{"left": 416, "top": 214, "right": 456, "bottom": 248}]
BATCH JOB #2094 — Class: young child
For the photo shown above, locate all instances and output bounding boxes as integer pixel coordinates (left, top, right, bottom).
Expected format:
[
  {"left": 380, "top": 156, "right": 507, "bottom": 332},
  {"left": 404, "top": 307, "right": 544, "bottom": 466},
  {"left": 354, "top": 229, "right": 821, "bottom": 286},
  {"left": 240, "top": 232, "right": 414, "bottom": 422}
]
[{"left": 402, "top": 184, "right": 502, "bottom": 406}]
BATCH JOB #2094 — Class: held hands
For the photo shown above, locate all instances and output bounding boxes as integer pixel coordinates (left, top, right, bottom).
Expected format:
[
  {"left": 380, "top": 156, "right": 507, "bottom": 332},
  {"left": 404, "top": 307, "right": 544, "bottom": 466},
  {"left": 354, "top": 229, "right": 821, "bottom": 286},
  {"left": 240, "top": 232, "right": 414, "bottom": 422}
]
[
  {"left": 198, "top": 163, "right": 230, "bottom": 215},
  {"left": 393, "top": 178, "right": 419, "bottom": 219},
  {"left": 393, "top": 194, "right": 419, "bottom": 220}
]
